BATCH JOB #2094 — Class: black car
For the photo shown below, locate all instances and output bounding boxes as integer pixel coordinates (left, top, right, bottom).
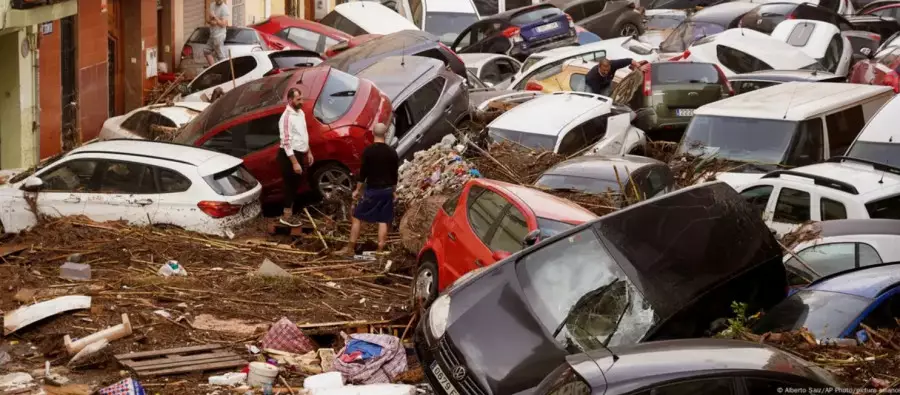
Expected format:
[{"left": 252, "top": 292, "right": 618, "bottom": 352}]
[
  {"left": 846, "top": 14, "right": 900, "bottom": 40},
  {"left": 532, "top": 339, "right": 840, "bottom": 395},
  {"left": 739, "top": 2, "right": 856, "bottom": 34},
  {"left": 321, "top": 29, "right": 467, "bottom": 80},
  {"left": 659, "top": 2, "right": 758, "bottom": 55},
  {"left": 451, "top": 3, "right": 578, "bottom": 61},
  {"left": 548, "top": 0, "right": 646, "bottom": 39},
  {"left": 729, "top": 70, "right": 846, "bottom": 95},
  {"left": 415, "top": 182, "right": 788, "bottom": 395}
]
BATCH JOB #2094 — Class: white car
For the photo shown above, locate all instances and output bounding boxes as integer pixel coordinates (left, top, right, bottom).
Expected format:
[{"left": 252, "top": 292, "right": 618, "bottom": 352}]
[
  {"left": 393, "top": 0, "right": 481, "bottom": 45},
  {"left": 771, "top": 19, "right": 853, "bottom": 77},
  {"left": 676, "top": 28, "right": 823, "bottom": 76},
  {"left": 783, "top": 219, "right": 900, "bottom": 285},
  {"left": 319, "top": 2, "right": 419, "bottom": 36},
  {"left": 508, "top": 37, "right": 659, "bottom": 90},
  {"left": 487, "top": 91, "right": 646, "bottom": 156},
  {"left": 458, "top": 53, "right": 522, "bottom": 88},
  {"left": 0, "top": 140, "right": 262, "bottom": 237},
  {"left": 99, "top": 102, "right": 209, "bottom": 140},
  {"left": 736, "top": 157, "right": 900, "bottom": 236},
  {"left": 845, "top": 93, "right": 900, "bottom": 167},
  {"left": 179, "top": 50, "right": 323, "bottom": 103},
  {"left": 178, "top": 27, "right": 271, "bottom": 80}
]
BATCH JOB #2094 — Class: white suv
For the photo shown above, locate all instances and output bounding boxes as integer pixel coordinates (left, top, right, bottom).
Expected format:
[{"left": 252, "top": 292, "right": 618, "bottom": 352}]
[
  {"left": 0, "top": 140, "right": 262, "bottom": 237},
  {"left": 735, "top": 157, "right": 900, "bottom": 236}
]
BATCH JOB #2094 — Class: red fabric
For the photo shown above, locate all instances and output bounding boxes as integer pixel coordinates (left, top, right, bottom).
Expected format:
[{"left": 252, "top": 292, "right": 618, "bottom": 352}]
[{"left": 260, "top": 317, "right": 316, "bottom": 354}]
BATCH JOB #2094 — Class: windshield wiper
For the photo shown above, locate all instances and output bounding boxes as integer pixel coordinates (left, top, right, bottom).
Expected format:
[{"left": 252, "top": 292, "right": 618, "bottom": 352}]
[
  {"left": 330, "top": 90, "right": 356, "bottom": 97},
  {"left": 551, "top": 278, "right": 619, "bottom": 340}
]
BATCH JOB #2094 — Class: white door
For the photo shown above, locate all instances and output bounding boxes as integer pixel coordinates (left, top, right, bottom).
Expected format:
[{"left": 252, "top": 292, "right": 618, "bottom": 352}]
[
  {"left": 769, "top": 186, "right": 814, "bottom": 236},
  {"left": 148, "top": 167, "right": 202, "bottom": 229},
  {"left": 12, "top": 158, "right": 103, "bottom": 228},
  {"left": 82, "top": 160, "right": 160, "bottom": 226}
]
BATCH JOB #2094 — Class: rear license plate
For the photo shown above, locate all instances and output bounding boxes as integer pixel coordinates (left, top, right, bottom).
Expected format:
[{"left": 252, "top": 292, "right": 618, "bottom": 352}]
[
  {"left": 675, "top": 108, "right": 695, "bottom": 117},
  {"left": 535, "top": 22, "right": 560, "bottom": 33},
  {"left": 431, "top": 362, "right": 461, "bottom": 395}
]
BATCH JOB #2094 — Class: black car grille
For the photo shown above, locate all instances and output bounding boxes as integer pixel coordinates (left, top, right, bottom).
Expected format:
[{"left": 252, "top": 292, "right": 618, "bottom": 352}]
[{"left": 437, "top": 338, "right": 487, "bottom": 395}]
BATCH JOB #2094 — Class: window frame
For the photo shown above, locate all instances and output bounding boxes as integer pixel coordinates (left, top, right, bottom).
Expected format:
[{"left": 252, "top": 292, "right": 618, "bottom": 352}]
[
  {"left": 407, "top": 76, "right": 445, "bottom": 124},
  {"left": 487, "top": 203, "right": 529, "bottom": 253},
  {"left": 94, "top": 160, "right": 158, "bottom": 195},
  {"left": 820, "top": 197, "right": 848, "bottom": 220},
  {"left": 37, "top": 158, "right": 103, "bottom": 193},
  {"left": 740, "top": 185, "right": 775, "bottom": 217},
  {"left": 465, "top": 185, "right": 513, "bottom": 245},
  {"left": 772, "top": 187, "right": 812, "bottom": 224}
]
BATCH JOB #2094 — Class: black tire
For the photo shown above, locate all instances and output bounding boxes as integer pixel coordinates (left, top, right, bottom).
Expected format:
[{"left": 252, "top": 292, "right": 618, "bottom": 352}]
[
  {"left": 412, "top": 258, "right": 439, "bottom": 311},
  {"left": 617, "top": 22, "right": 641, "bottom": 38},
  {"left": 310, "top": 163, "right": 353, "bottom": 198}
]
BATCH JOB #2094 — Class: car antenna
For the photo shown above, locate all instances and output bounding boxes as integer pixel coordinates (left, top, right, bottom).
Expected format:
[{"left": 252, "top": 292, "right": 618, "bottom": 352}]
[
  {"left": 879, "top": 135, "right": 895, "bottom": 184},
  {"left": 782, "top": 85, "right": 799, "bottom": 120},
  {"left": 401, "top": 40, "right": 406, "bottom": 67}
]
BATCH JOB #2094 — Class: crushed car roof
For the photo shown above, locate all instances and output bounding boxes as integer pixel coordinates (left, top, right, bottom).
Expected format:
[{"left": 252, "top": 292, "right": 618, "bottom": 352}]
[{"left": 489, "top": 92, "right": 611, "bottom": 136}]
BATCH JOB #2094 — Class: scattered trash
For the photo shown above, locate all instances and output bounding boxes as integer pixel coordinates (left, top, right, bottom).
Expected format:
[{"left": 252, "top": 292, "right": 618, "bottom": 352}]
[
  {"left": 260, "top": 317, "right": 316, "bottom": 355},
  {"left": 395, "top": 135, "right": 474, "bottom": 208},
  {"left": 0, "top": 351, "right": 9, "bottom": 367},
  {"left": 12, "top": 288, "right": 37, "bottom": 303},
  {"left": 64, "top": 314, "right": 132, "bottom": 354},
  {"left": 303, "top": 371, "right": 344, "bottom": 391},
  {"left": 256, "top": 259, "right": 292, "bottom": 278},
  {"left": 157, "top": 260, "right": 187, "bottom": 277},
  {"left": 303, "top": 383, "right": 416, "bottom": 395},
  {"left": 333, "top": 333, "right": 408, "bottom": 385},
  {"left": 265, "top": 348, "right": 322, "bottom": 374},
  {"left": 97, "top": 378, "right": 145, "bottom": 395},
  {"left": 68, "top": 339, "right": 109, "bottom": 367},
  {"left": 246, "top": 362, "right": 279, "bottom": 388},
  {"left": 115, "top": 344, "right": 246, "bottom": 378},
  {"left": 4, "top": 295, "right": 91, "bottom": 335},
  {"left": 208, "top": 372, "right": 247, "bottom": 386},
  {"left": 0, "top": 372, "right": 35, "bottom": 392},
  {"left": 43, "top": 384, "right": 93, "bottom": 395},
  {"left": 246, "top": 345, "right": 260, "bottom": 354},
  {"left": 152, "top": 310, "right": 171, "bottom": 319},
  {"left": 59, "top": 262, "right": 91, "bottom": 281},
  {"left": 44, "top": 370, "right": 70, "bottom": 386},
  {"left": 191, "top": 314, "right": 268, "bottom": 336},
  {"left": 318, "top": 349, "right": 336, "bottom": 373}
]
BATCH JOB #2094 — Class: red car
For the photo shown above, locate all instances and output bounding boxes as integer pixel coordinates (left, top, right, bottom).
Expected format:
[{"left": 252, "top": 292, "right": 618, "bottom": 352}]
[
  {"left": 251, "top": 15, "right": 352, "bottom": 55},
  {"left": 413, "top": 179, "right": 598, "bottom": 307},
  {"left": 174, "top": 66, "right": 393, "bottom": 203},
  {"left": 324, "top": 34, "right": 383, "bottom": 58},
  {"left": 257, "top": 30, "right": 303, "bottom": 51},
  {"left": 849, "top": 45, "right": 900, "bottom": 92}
]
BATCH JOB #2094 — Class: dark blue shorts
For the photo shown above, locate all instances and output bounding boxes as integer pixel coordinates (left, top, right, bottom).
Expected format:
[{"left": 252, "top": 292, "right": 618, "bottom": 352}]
[{"left": 353, "top": 187, "right": 394, "bottom": 224}]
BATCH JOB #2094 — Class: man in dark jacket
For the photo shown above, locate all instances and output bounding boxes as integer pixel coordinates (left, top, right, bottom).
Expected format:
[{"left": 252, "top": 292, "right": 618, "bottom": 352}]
[{"left": 585, "top": 58, "right": 643, "bottom": 96}]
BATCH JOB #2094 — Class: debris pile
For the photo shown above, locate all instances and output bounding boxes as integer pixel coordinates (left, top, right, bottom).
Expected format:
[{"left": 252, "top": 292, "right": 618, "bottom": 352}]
[{"left": 395, "top": 135, "right": 476, "bottom": 210}]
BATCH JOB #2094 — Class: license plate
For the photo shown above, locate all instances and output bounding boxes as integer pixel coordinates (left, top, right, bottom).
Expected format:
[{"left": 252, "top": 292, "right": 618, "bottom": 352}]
[
  {"left": 431, "top": 362, "right": 461, "bottom": 395},
  {"left": 535, "top": 22, "right": 560, "bottom": 33},
  {"left": 676, "top": 108, "right": 694, "bottom": 117}
]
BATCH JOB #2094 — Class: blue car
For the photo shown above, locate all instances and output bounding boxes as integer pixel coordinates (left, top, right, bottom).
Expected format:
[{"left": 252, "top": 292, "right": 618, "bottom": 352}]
[
  {"left": 450, "top": 3, "right": 578, "bottom": 61},
  {"left": 753, "top": 263, "right": 900, "bottom": 342}
]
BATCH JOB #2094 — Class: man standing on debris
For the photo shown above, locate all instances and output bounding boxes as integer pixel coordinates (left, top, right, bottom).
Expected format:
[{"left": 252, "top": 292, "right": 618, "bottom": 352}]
[
  {"left": 585, "top": 58, "right": 644, "bottom": 96},
  {"left": 205, "top": 0, "right": 230, "bottom": 66},
  {"left": 335, "top": 123, "right": 399, "bottom": 256},
  {"left": 277, "top": 88, "right": 313, "bottom": 227}
]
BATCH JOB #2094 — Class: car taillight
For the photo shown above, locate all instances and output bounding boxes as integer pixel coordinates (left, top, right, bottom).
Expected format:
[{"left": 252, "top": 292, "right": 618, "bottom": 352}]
[
  {"left": 502, "top": 26, "right": 523, "bottom": 43},
  {"left": 525, "top": 81, "right": 544, "bottom": 91},
  {"left": 885, "top": 71, "right": 900, "bottom": 93},
  {"left": 670, "top": 49, "right": 690, "bottom": 61},
  {"left": 643, "top": 66, "right": 652, "bottom": 96},
  {"left": 181, "top": 45, "right": 192, "bottom": 58},
  {"left": 565, "top": 13, "right": 573, "bottom": 22},
  {"left": 682, "top": 49, "right": 691, "bottom": 59},
  {"left": 438, "top": 42, "right": 465, "bottom": 69},
  {"left": 263, "top": 68, "right": 283, "bottom": 77},
  {"left": 786, "top": 13, "right": 795, "bottom": 19},
  {"left": 197, "top": 201, "right": 241, "bottom": 218},
  {"left": 714, "top": 64, "right": 734, "bottom": 95}
]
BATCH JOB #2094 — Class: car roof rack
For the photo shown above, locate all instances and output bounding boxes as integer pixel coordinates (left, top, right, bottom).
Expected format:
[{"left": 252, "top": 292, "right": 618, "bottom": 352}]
[
  {"left": 761, "top": 170, "right": 859, "bottom": 195},
  {"left": 826, "top": 156, "right": 900, "bottom": 176}
]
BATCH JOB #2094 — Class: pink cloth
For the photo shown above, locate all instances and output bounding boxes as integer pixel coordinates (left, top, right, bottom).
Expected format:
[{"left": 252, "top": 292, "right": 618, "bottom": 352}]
[
  {"left": 333, "top": 333, "right": 408, "bottom": 385},
  {"left": 260, "top": 317, "right": 316, "bottom": 354}
]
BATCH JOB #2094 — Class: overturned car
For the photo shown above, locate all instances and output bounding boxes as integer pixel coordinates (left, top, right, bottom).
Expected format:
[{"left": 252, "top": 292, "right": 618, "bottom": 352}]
[{"left": 414, "top": 181, "right": 788, "bottom": 395}]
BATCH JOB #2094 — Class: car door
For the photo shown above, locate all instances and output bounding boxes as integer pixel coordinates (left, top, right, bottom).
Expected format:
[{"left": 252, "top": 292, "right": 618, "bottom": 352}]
[
  {"left": 146, "top": 166, "right": 196, "bottom": 229},
  {"left": 394, "top": 76, "right": 447, "bottom": 159},
  {"left": 741, "top": 377, "right": 834, "bottom": 393},
  {"left": 577, "top": 0, "right": 614, "bottom": 37},
  {"left": 83, "top": 159, "right": 159, "bottom": 226},
  {"left": 28, "top": 158, "right": 102, "bottom": 223},
  {"left": 628, "top": 376, "right": 737, "bottom": 395},
  {"left": 770, "top": 186, "right": 814, "bottom": 236},
  {"left": 443, "top": 185, "right": 511, "bottom": 282}
]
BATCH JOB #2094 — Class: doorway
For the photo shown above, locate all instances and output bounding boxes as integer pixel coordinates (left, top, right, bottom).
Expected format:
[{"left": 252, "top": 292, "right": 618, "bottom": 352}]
[
  {"left": 107, "top": 0, "right": 123, "bottom": 116},
  {"left": 61, "top": 16, "right": 77, "bottom": 151}
]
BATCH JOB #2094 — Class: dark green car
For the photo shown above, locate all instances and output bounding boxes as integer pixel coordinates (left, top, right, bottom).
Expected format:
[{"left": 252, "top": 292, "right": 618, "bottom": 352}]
[{"left": 610, "top": 61, "right": 732, "bottom": 140}]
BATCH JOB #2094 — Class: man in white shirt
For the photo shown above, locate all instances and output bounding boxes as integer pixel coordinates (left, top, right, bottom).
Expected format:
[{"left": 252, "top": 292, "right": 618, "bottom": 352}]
[
  {"left": 205, "top": 0, "right": 230, "bottom": 66},
  {"left": 277, "top": 88, "right": 314, "bottom": 227}
]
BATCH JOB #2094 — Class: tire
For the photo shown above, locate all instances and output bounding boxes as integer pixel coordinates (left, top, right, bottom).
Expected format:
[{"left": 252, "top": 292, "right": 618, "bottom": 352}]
[
  {"left": 618, "top": 22, "right": 640, "bottom": 38},
  {"left": 310, "top": 163, "right": 353, "bottom": 198},
  {"left": 412, "top": 259, "right": 439, "bottom": 311}
]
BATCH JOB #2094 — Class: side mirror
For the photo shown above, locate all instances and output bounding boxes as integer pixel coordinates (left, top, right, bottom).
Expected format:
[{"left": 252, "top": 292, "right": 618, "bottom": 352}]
[
  {"left": 21, "top": 177, "right": 43, "bottom": 192},
  {"left": 492, "top": 250, "right": 512, "bottom": 261},
  {"left": 522, "top": 229, "right": 542, "bottom": 247}
]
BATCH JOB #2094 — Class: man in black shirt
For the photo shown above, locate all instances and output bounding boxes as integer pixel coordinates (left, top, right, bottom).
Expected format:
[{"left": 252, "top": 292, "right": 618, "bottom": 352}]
[
  {"left": 335, "top": 123, "right": 399, "bottom": 255},
  {"left": 585, "top": 58, "right": 643, "bottom": 96}
]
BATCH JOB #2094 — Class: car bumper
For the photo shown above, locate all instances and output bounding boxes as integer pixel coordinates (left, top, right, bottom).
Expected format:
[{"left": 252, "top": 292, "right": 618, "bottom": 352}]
[
  {"left": 509, "top": 34, "right": 578, "bottom": 60},
  {"left": 189, "top": 200, "right": 262, "bottom": 237},
  {"left": 415, "top": 321, "right": 489, "bottom": 395}
]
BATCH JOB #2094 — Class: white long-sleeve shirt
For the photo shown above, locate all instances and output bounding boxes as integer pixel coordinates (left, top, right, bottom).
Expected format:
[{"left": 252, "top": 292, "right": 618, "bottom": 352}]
[{"left": 279, "top": 105, "right": 309, "bottom": 156}]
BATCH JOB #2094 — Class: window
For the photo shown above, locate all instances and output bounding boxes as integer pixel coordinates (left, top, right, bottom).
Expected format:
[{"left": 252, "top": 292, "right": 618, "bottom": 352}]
[
  {"left": 121, "top": 111, "right": 152, "bottom": 136},
  {"left": 633, "top": 378, "right": 735, "bottom": 395},
  {"left": 539, "top": 365, "right": 591, "bottom": 395},
  {"left": 785, "top": 118, "right": 824, "bottom": 166},
  {"left": 569, "top": 73, "right": 587, "bottom": 92},
  {"left": 453, "top": 27, "right": 475, "bottom": 49},
  {"left": 474, "top": 0, "right": 498, "bottom": 16},
  {"left": 467, "top": 187, "right": 511, "bottom": 242},
  {"left": 284, "top": 28, "right": 323, "bottom": 51},
  {"left": 314, "top": 69, "right": 360, "bottom": 124},
  {"left": 39, "top": 160, "right": 99, "bottom": 192},
  {"left": 511, "top": 7, "right": 563, "bottom": 26},
  {"left": 97, "top": 161, "right": 155, "bottom": 194},
  {"left": 791, "top": 243, "right": 856, "bottom": 276},
  {"left": 825, "top": 106, "right": 865, "bottom": 157},
  {"left": 480, "top": 61, "right": 502, "bottom": 84},
  {"left": 203, "top": 165, "right": 258, "bottom": 196},
  {"left": 582, "top": 0, "right": 606, "bottom": 16},
  {"left": 652, "top": 63, "right": 721, "bottom": 85},
  {"left": 786, "top": 22, "right": 815, "bottom": 47},
  {"left": 442, "top": 189, "right": 463, "bottom": 216},
  {"left": 821, "top": 34, "right": 843, "bottom": 73},
  {"left": 200, "top": 114, "right": 280, "bottom": 157},
  {"left": 488, "top": 206, "right": 528, "bottom": 253},
  {"left": 745, "top": 378, "right": 829, "bottom": 394},
  {"left": 333, "top": 15, "right": 366, "bottom": 36},
  {"left": 716, "top": 45, "right": 773, "bottom": 74},
  {"left": 861, "top": 292, "right": 900, "bottom": 329},
  {"left": 565, "top": 5, "right": 587, "bottom": 22},
  {"left": 643, "top": 167, "right": 675, "bottom": 199},
  {"left": 866, "top": 195, "right": 900, "bottom": 219},
  {"left": 319, "top": 11, "right": 340, "bottom": 29},
  {"left": 269, "top": 52, "right": 321, "bottom": 70},
  {"left": 859, "top": 243, "right": 883, "bottom": 266},
  {"left": 158, "top": 169, "right": 191, "bottom": 193},
  {"left": 740, "top": 185, "right": 773, "bottom": 216},
  {"left": 506, "top": 0, "right": 534, "bottom": 11},
  {"left": 188, "top": 56, "right": 258, "bottom": 93},
  {"left": 558, "top": 129, "right": 587, "bottom": 157},
  {"left": 773, "top": 188, "right": 811, "bottom": 223},
  {"left": 408, "top": 77, "right": 444, "bottom": 122},
  {"left": 496, "top": 59, "right": 519, "bottom": 79},
  {"left": 820, "top": 197, "right": 847, "bottom": 220}
]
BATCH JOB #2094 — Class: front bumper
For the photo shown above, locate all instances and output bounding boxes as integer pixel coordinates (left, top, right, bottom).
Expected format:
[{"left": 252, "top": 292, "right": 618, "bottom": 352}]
[{"left": 415, "top": 320, "right": 488, "bottom": 395}]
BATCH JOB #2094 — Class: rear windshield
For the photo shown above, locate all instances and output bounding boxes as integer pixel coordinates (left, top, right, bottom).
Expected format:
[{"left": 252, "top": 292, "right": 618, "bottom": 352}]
[
  {"left": 866, "top": 194, "right": 900, "bottom": 219},
  {"left": 751, "top": 290, "right": 870, "bottom": 339},
  {"left": 652, "top": 63, "right": 721, "bottom": 85},
  {"left": 314, "top": 68, "right": 360, "bottom": 124},
  {"left": 189, "top": 28, "right": 259, "bottom": 45},
  {"left": 740, "top": 4, "right": 798, "bottom": 34},
  {"left": 427, "top": 12, "right": 480, "bottom": 45},
  {"left": 269, "top": 53, "right": 322, "bottom": 69},
  {"left": 204, "top": 165, "right": 258, "bottom": 196},
  {"left": 511, "top": 7, "right": 563, "bottom": 26},
  {"left": 489, "top": 128, "right": 557, "bottom": 150},
  {"left": 847, "top": 141, "right": 900, "bottom": 167},
  {"left": 536, "top": 174, "right": 622, "bottom": 194},
  {"left": 660, "top": 22, "right": 726, "bottom": 53}
]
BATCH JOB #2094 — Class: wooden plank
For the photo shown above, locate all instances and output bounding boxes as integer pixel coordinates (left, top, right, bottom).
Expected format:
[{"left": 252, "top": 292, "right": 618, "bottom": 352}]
[
  {"left": 131, "top": 356, "right": 245, "bottom": 372},
  {"left": 123, "top": 351, "right": 238, "bottom": 369},
  {"left": 115, "top": 344, "right": 222, "bottom": 360},
  {"left": 137, "top": 359, "right": 248, "bottom": 377},
  {"left": 0, "top": 244, "right": 26, "bottom": 258}
]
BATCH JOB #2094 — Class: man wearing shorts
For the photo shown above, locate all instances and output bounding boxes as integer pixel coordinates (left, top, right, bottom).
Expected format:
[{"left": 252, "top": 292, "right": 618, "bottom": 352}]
[{"left": 205, "top": 0, "right": 230, "bottom": 66}]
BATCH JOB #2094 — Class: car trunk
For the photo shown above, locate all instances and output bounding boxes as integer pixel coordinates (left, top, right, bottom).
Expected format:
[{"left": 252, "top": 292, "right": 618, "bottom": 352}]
[
  {"left": 517, "top": 10, "right": 571, "bottom": 43},
  {"left": 659, "top": 83, "right": 724, "bottom": 111},
  {"left": 651, "top": 63, "right": 726, "bottom": 115}
]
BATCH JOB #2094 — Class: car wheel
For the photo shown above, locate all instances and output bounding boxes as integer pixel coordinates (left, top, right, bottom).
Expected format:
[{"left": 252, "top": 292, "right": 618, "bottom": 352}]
[
  {"left": 311, "top": 163, "right": 353, "bottom": 197},
  {"left": 412, "top": 259, "right": 439, "bottom": 311},
  {"left": 619, "top": 23, "right": 640, "bottom": 38}
]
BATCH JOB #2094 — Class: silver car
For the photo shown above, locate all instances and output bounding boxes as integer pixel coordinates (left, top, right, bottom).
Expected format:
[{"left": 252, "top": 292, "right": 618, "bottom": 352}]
[{"left": 178, "top": 27, "right": 269, "bottom": 79}]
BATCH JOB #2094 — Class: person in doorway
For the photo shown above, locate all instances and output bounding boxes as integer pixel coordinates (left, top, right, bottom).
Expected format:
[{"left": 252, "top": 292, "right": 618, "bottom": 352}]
[
  {"left": 335, "top": 123, "right": 399, "bottom": 256},
  {"left": 205, "top": 0, "right": 231, "bottom": 66},
  {"left": 585, "top": 58, "right": 643, "bottom": 96},
  {"left": 277, "top": 88, "right": 314, "bottom": 227}
]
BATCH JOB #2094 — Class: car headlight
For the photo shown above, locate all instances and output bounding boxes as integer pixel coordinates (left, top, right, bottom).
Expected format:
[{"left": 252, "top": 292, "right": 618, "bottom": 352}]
[{"left": 428, "top": 294, "right": 451, "bottom": 339}]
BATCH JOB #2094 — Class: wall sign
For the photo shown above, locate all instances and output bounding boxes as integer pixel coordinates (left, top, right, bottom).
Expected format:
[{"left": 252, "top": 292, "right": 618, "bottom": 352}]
[{"left": 40, "top": 22, "right": 52, "bottom": 35}]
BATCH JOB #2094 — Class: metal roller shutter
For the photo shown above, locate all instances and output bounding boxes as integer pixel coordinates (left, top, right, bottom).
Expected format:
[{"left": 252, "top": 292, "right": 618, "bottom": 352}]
[{"left": 179, "top": 0, "right": 206, "bottom": 67}]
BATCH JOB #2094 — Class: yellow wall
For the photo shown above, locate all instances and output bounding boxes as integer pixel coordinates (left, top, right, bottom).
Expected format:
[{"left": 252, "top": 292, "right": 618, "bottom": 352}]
[
  {"left": 244, "top": 0, "right": 266, "bottom": 24},
  {"left": 271, "top": 0, "right": 284, "bottom": 15},
  {"left": 0, "top": 28, "right": 36, "bottom": 169}
]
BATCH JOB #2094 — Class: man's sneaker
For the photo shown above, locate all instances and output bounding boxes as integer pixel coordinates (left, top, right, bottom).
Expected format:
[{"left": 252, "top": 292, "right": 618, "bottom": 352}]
[{"left": 279, "top": 216, "right": 302, "bottom": 228}]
